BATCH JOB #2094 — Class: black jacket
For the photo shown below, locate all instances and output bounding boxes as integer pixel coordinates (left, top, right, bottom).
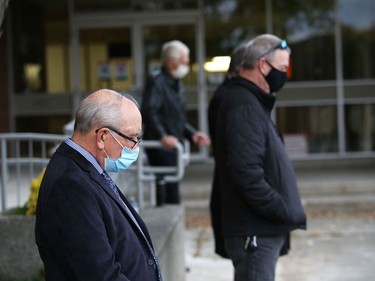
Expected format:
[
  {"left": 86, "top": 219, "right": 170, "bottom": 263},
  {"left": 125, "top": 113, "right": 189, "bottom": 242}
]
[
  {"left": 216, "top": 76, "right": 306, "bottom": 237},
  {"left": 141, "top": 68, "right": 196, "bottom": 142},
  {"left": 208, "top": 76, "right": 232, "bottom": 258}
]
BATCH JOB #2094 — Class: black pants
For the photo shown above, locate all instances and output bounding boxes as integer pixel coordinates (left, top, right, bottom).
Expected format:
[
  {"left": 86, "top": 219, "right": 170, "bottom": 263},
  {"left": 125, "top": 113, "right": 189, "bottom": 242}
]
[
  {"left": 224, "top": 235, "right": 286, "bottom": 281},
  {"left": 145, "top": 148, "right": 180, "bottom": 204}
]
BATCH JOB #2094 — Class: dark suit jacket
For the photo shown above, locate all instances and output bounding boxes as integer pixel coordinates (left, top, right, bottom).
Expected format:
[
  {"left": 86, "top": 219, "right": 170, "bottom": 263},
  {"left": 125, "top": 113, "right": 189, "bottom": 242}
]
[{"left": 35, "top": 142, "right": 160, "bottom": 281}]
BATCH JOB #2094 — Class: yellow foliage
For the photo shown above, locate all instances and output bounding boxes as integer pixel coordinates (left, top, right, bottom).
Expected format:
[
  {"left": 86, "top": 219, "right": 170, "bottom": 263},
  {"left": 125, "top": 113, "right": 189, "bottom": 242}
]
[{"left": 26, "top": 168, "right": 46, "bottom": 216}]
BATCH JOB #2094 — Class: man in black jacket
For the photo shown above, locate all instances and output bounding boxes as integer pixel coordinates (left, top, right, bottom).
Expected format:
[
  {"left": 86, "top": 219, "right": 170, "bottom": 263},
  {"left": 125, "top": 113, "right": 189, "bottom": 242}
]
[
  {"left": 141, "top": 40, "right": 210, "bottom": 204},
  {"left": 208, "top": 43, "right": 246, "bottom": 258},
  {"left": 215, "top": 34, "right": 306, "bottom": 281}
]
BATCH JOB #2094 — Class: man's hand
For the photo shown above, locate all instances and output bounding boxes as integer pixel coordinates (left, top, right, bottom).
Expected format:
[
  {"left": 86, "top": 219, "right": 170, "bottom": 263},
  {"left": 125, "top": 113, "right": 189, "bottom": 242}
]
[
  {"left": 192, "top": 131, "right": 211, "bottom": 148},
  {"left": 160, "top": 135, "right": 178, "bottom": 149}
]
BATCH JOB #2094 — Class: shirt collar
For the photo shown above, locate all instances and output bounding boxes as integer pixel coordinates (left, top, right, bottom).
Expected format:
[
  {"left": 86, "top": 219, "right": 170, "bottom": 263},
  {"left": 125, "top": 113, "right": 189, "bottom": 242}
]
[{"left": 65, "top": 138, "right": 104, "bottom": 174}]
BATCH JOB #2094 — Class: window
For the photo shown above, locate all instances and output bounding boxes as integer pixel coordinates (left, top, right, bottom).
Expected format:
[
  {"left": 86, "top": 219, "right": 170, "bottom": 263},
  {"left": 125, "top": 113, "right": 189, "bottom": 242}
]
[
  {"left": 204, "top": 1, "right": 266, "bottom": 58},
  {"left": 277, "top": 105, "right": 338, "bottom": 154},
  {"left": 273, "top": 0, "right": 336, "bottom": 81},
  {"left": 74, "top": 0, "right": 198, "bottom": 12},
  {"left": 11, "top": 0, "right": 69, "bottom": 94},
  {"left": 339, "top": 0, "right": 375, "bottom": 79},
  {"left": 345, "top": 104, "right": 375, "bottom": 152}
]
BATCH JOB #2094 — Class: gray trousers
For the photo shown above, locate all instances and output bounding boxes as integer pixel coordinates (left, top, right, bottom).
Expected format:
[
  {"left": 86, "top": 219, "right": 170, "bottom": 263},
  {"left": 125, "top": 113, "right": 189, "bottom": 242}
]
[{"left": 225, "top": 235, "right": 286, "bottom": 281}]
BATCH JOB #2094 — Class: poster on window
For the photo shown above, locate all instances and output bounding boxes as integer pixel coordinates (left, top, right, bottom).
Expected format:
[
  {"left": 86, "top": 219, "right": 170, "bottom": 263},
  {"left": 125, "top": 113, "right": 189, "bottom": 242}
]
[
  {"left": 98, "top": 62, "right": 110, "bottom": 81},
  {"left": 115, "top": 61, "right": 128, "bottom": 80},
  {"left": 148, "top": 60, "right": 161, "bottom": 76}
]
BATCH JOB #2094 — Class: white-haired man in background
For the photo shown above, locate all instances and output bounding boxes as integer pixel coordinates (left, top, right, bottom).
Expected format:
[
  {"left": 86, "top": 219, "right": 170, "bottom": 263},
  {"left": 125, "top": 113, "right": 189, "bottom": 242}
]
[{"left": 141, "top": 40, "right": 210, "bottom": 205}]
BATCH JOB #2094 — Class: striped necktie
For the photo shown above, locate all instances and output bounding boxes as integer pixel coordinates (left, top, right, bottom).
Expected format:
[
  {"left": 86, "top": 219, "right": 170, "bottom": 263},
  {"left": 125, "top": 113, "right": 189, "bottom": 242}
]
[{"left": 102, "top": 172, "right": 162, "bottom": 281}]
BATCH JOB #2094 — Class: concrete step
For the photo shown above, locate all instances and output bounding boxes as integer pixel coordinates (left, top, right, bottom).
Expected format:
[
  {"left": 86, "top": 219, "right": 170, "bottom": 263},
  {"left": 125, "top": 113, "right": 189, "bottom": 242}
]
[
  {"left": 181, "top": 171, "right": 375, "bottom": 198},
  {"left": 180, "top": 162, "right": 375, "bottom": 213},
  {"left": 302, "top": 193, "right": 375, "bottom": 212},
  {"left": 181, "top": 182, "right": 375, "bottom": 200},
  {"left": 182, "top": 192, "right": 375, "bottom": 216}
]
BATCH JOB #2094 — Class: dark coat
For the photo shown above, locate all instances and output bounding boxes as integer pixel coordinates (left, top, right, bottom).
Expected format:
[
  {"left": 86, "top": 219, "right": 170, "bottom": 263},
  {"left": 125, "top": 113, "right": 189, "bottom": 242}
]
[
  {"left": 35, "top": 142, "right": 161, "bottom": 281},
  {"left": 216, "top": 76, "right": 306, "bottom": 239},
  {"left": 141, "top": 67, "right": 196, "bottom": 143},
  {"left": 207, "top": 76, "right": 232, "bottom": 258}
]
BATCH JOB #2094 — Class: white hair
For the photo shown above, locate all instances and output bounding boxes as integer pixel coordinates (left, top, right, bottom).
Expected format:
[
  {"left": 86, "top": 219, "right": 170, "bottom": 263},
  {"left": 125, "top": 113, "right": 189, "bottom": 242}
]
[
  {"left": 242, "top": 34, "right": 291, "bottom": 70},
  {"left": 74, "top": 89, "right": 136, "bottom": 134},
  {"left": 160, "top": 40, "right": 190, "bottom": 65}
]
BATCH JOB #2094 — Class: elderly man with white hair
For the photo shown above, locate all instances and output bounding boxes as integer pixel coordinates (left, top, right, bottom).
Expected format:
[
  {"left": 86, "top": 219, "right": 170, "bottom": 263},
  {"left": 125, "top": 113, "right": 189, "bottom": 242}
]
[{"left": 141, "top": 40, "right": 210, "bottom": 205}]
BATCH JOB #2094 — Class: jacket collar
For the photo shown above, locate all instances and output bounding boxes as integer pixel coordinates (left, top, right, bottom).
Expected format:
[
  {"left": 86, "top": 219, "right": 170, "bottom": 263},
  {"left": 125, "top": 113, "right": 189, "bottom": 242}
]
[{"left": 234, "top": 76, "right": 276, "bottom": 112}]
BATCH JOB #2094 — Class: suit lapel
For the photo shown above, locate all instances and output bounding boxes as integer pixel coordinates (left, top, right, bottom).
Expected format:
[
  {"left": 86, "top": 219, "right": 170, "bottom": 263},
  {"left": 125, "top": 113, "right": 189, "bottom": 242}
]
[
  {"left": 118, "top": 191, "right": 154, "bottom": 245},
  {"left": 91, "top": 170, "right": 153, "bottom": 245},
  {"left": 57, "top": 143, "right": 153, "bottom": 247}
]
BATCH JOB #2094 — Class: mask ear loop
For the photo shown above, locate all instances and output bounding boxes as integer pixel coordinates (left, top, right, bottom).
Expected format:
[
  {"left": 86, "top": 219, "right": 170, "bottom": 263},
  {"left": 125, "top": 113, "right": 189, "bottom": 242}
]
[
  {"left": 102, "top": 148, "right": 110, "bottom": 158},
  {"left": 108, "top": 130, "right": 124, "bottom": 148},
  {"left": 103, "top": 130, "right": 123, "bottom": 160}
]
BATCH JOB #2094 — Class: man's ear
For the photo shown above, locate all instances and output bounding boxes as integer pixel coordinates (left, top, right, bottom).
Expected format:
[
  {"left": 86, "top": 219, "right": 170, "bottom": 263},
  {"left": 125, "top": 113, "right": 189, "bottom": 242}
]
[
  {"left": 258, "top": 58, "right": 268, "bottom": 76},
  {"left": 97, "top": 129, "right": 107, "bottom": 149}
]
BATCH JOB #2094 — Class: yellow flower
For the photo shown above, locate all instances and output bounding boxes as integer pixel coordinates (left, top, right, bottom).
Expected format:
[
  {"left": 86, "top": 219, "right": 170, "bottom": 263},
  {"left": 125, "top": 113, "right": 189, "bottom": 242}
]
[{"left": 26, "top": 168, "right": 46, "bottom": 216}]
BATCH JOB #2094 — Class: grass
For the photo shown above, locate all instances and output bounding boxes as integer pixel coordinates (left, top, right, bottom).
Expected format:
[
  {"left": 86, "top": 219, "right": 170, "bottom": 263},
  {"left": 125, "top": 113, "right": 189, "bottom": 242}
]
[{"left": 1, "top": 205, "right": 27, "bottom": 215}]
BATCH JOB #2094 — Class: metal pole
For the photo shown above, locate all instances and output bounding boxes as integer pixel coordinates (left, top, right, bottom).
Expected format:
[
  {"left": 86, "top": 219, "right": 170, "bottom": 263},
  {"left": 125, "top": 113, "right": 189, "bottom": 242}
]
[
  {"left": 6, "top": 3, "right": 15, "bottom": 132},
  {"left": 1, "top": 138, "right": 8, "bottom": 212},
  {"left": 137, "top": 147, "right": 145, "bottom": 210},
  {"left": 196, "top": 3, "right": 208, "bottom": 160},
  {"left": 334, "top": 0, "right": 346, "bottom": 155},
  {"left": 68, "top": 0, "right": 81, "bottom": 115},
  {"left": 266, "top": 0, "right": 277, "bottom": 124},
  {"left": 132, "top": 22, "right": 144, "bottom": 92},
  {"left": 265, "top": 0, "right": 273, "bottom": 34}
]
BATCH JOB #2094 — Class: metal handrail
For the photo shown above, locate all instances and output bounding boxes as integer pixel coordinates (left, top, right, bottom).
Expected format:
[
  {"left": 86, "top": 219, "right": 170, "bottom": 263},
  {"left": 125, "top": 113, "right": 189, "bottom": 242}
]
[
  {"left": 0, "top": 133, "right": 189, "bottom": 212},
  {"left": 136, "top": 140, "right": 190, "bottom": 209},
  {"left": 137, "top": 140, "right": 189, "bottom": 182},
  {"left": 0, "top": 133, "right": 67, "bottom": 212}
]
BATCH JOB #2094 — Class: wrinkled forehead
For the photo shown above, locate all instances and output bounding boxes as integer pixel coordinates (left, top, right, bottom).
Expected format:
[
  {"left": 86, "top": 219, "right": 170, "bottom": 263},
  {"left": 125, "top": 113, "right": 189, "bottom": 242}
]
[
  {"left": 118, "top": 100, "right": 142, "bottom": 132},
  {"left": 269, "top": 49, "right": 290, "bottom": 65}
]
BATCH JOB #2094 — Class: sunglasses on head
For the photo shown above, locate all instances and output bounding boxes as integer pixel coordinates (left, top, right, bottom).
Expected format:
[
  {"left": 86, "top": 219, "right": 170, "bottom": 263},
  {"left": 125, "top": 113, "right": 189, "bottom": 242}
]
[{"left": 258, "top": 40, "right": 288, "bottom": 58}]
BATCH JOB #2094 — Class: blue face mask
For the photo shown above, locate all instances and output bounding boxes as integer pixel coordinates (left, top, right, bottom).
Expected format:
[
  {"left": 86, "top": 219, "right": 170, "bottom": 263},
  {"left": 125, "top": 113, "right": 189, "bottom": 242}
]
[{"left": 103, "top": 132, "right": 140, "bottom": 172}]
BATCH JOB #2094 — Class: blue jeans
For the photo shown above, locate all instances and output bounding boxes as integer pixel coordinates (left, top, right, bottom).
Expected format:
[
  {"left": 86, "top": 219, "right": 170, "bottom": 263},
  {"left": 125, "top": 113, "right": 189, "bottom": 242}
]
[{"left": 224, "top": 235, "right": 286, "bottom": 281}]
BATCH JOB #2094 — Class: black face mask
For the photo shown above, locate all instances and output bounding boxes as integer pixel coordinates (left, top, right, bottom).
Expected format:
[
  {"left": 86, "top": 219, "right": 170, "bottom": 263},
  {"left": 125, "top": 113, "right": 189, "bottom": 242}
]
[{"left": 265, "top": 64, "right": 287, "bottom": 93}]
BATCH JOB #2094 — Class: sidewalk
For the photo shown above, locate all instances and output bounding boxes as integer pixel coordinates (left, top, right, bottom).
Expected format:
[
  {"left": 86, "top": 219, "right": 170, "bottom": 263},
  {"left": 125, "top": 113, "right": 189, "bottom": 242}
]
[
  {"left": 3, "top": 159, "right": 375, "bottom": 280},
  {"left": 184, "top": 210, "right": 375, "bottom": 281},
  {"left": 181, "top": 161, "right": 375, "bottom": 281}
]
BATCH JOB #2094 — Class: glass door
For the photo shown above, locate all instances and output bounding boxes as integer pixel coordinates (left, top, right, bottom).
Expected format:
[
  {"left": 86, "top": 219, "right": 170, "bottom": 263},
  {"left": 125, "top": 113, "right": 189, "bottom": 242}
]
[
  {"left": 79, "top": 27, "right": 134, "bottom": 94},
  {"left": 71, "top": 9, "right": 207, "bottom": 158}
]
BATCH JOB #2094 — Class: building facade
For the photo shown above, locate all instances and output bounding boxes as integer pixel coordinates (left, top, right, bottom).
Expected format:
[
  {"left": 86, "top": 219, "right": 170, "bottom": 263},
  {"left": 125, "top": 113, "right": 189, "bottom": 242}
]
[{"left": 0, "top": 0, "right": 374, "bottom": 160}]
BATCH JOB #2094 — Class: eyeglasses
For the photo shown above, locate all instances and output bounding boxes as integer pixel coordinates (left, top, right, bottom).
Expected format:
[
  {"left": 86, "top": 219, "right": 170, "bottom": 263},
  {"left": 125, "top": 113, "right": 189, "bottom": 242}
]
[
  {"left": 258, "top": 40, "right": 288, "bottom": 58},
  {"left": 95, "top": 126, "right": 142, "bottom": 149}
]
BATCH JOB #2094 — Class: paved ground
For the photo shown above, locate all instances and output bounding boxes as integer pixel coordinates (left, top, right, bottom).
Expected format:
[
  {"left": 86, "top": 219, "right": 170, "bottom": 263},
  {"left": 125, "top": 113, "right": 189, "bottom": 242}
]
[
  {"left": 3, "top": 159, "right": 375, "bottom": 281},
  {"left": 184, "top": 209, "right": 375, "bottom": 281},
  {"left": 181, "top": 161, "right": 375, "bottom": 281}
]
